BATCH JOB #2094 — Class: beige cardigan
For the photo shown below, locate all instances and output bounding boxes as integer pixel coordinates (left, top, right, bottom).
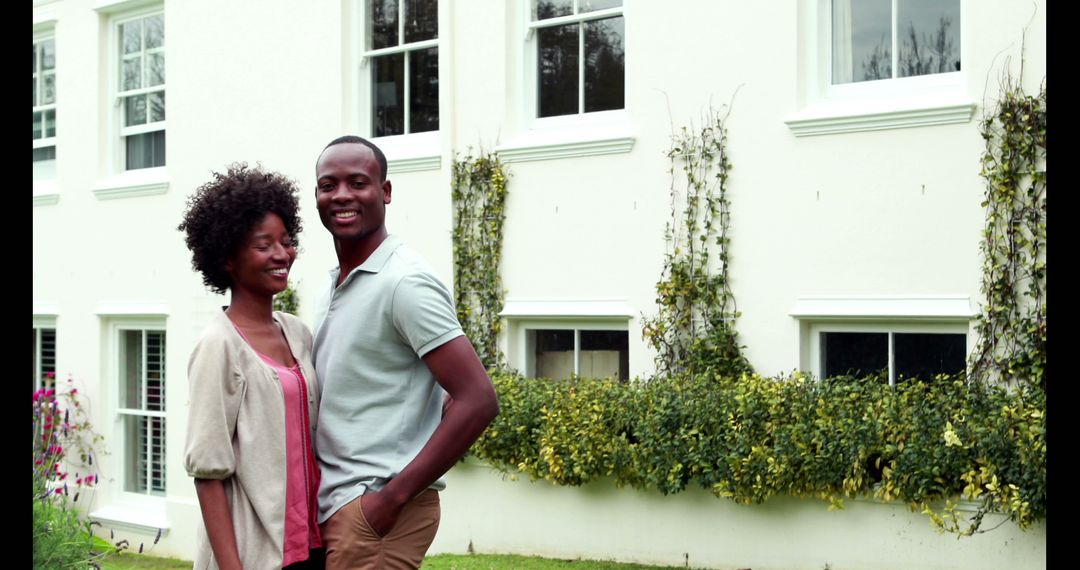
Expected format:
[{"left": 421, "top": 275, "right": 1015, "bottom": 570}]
[{"left": 184, "top": 310, "right": 320, "bottom": 570}]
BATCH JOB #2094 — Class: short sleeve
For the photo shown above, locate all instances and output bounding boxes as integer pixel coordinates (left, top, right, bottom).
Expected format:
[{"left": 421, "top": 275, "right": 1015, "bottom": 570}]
[
  {"left": 391, "top": 272, "right": 465, "bottom": 357},
  {"left": 183, "top": 333, "right": 243, "bottom": 479}
]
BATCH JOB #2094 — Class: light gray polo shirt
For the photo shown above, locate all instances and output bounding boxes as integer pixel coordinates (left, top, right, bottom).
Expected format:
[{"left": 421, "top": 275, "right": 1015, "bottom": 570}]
[{"left": 312, "top": 234, "right": 464, "bottom": 523}]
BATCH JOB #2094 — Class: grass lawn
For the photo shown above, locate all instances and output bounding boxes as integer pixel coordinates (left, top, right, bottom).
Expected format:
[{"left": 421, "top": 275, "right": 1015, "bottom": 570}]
[{"left": 96, "top": 552, "right": 704, "bottom": 569}]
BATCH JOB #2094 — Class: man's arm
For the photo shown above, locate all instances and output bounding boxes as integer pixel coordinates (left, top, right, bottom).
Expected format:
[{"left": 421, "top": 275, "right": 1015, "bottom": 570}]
[{"left": 359, "top": 335, "right": 499, "bottom": 536}]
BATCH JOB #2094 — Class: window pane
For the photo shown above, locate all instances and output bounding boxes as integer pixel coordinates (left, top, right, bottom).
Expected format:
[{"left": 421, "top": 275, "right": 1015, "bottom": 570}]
[
  {"left": 897, "top": 0, "right": 960, "bottom": 77},
  {"left": 126, "top": 130, "right": 166, "bottom": 170},
  {"left": 123, "top": 415, "right": 146, "bottom": 492},
  {"left": 41, "top": 40, "right": 55, "bottom": 70},
  {"left": 122, "top": 58, "right": 142, "bottom": 91},
  {"left": 535, "top": 329, "right": 574, "bottom": 380},
  {"left": 893, "top": 333, "right": 966, "bottom": 382},
  {"left": 404, "top": 0, "right": 438, "bottom": 43},
  {"left": 144, "top": 14, "right": 164, "bottom": 49},
  {"left": 149, "top": 91, "right": 166, "bottom": 123},
  {"left": 148, "top": 416, "right": 166, "bottom": 494},
  {"left": 33, "top": 146, "right": 56, "bottom": 162},
  {"left": 32, "top": 329, "right": 37, "bottom": 392},
  {"left": 125, "top": 94, "right": 147, "bottom": 126},
  {"left": 121, "top": 20, "right": 143, "bottom": 55},
  {"left": 370, "top": 0, "right": 399, "bottom": 49},
  {"left": 538, "top": 24, "right": 579, "bottom": 117},
  {"left": 33, "top": 44, "right": 37, "bottom": 74},
  {"left": 36, "top": 329, "right": 57, "bottom": 391},
  {"left": 580, "top": 330, "right": 629, "bottom": 380},
  {"left": 33, "top": 111, "right": 42, "bottom": 140},
  {"left": 584, "top": 16, "right": 624, "bottom": 113},
  {"left": 373, "top": 53, "right": 404, "bottom": 136},
  {"left": 409, "top": 48, "right": 439, "bottom": 133},
  {"left": 44, "top": 110, "right": 56, "bottom": 138},
  {"left": 32, "top": 76, "right": 37, "bottom": 107},
  {"left": 833, "top": 0, "right": 891, "bottom": 83},
  {"left": 148, "top": 52, "right": 165, "bottom": 86},
  {"left": 120, "top": 330, "right": 144, "bottom": 409},
  {"left": 535, "top": 0, "right": 572, "bottom": 20},
  {"left": 43, "top": 74, "right": 56, "bottom": 105},
  {"left": 146, "top": 331, "right": 165, "bottom": 411},
  {"left": 822, "top": 332, "right": 888, "bottom": 379},
  {"left": 579, "top": 0, "right": 622, "bottom": 13}
]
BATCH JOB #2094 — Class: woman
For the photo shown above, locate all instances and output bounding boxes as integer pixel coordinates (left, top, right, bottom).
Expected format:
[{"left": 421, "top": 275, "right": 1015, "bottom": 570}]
[{"left": 178, "top": 164, "right": 322, "bottom": 570}]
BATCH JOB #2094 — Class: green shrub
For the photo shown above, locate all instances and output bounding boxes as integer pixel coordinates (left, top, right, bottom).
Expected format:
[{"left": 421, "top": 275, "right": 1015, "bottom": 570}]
[{"left": 471, "top": 371, "right": 1045, "bottom": 535}]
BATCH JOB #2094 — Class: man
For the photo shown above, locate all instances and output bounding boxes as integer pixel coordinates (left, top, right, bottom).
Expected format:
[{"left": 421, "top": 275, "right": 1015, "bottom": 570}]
[{"left": 311, "top": 135, "right": 499, "bottom": 569}]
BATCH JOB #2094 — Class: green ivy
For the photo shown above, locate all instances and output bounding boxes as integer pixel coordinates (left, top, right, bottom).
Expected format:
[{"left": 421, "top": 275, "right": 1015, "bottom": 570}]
[
  {"left": 969, "top": 73, "right": 1046, "bottom": 390},
  {"left": 273, "top": 279, "right": 300, "bottom": 315},
  {"left": 642, "top": 104, "right": 751, "bottom": 378},
  {"left": 451, "top": 150, "right": 509, "bottom": 370},
  {"left": 471, "top": 372, "right": 1045, "bottom": 535}
]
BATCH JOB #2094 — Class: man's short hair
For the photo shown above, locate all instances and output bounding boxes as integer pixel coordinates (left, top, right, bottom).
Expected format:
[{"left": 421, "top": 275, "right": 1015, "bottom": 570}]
[{"left": 320, "top": 135, "right": 389, "bottom": 182}]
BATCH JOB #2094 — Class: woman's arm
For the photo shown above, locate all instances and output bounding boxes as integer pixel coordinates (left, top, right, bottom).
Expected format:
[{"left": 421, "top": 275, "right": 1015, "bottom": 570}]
[{"left": 194, "top": 478, "right": 243, "bottom": 570}]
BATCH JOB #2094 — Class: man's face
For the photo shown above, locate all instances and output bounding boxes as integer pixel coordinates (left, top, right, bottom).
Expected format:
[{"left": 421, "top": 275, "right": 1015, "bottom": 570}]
[{"left": 315, "top": 143, "right": 392, "bottom": 244}]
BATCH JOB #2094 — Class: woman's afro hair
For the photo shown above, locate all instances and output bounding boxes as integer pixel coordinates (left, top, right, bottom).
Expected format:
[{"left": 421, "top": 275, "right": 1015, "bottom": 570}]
[{"left": 178, "top": 163, "right": 303, "bottom": 294}]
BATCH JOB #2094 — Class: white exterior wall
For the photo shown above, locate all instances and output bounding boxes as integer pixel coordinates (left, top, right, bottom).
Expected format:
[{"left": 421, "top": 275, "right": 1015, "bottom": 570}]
[{"left": 33, "top": 0, "right": 1046, "bottom": 565}]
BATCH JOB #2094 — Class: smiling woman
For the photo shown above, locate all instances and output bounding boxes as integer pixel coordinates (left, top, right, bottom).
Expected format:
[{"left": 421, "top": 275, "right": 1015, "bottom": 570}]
[{"left": 177, "top": 164, "right": 325, "bottom": 570}]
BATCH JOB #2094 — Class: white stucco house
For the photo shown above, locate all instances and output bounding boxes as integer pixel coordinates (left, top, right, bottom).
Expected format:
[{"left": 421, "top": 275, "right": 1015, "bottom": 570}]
[{"left": 33, "top": 1, "right": 1045, "bottom": 568}]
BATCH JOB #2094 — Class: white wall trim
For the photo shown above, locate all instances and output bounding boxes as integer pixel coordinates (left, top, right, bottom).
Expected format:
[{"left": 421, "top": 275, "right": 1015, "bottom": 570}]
[
  {"left": 92, "top": 0, "right": 161, "bottom": 14},
  {"left": 33, "top": 181, "right": 60, "bottom": 206},
  {"left": 388, "top": 155, "right": 442, "bottom": 174},
  {"left": 496, "top": 135, "right": 636, "bottom": 163},
  {"left": 789, "top": 296, "right": 974, "bottom": 320},
  {"left": 502, "top": 298, "right": 636, "bottom": 318},
  {"left": 33, "top": 303, "right": 61, "bottom": 317},
  {"left": 89, "top": 504, "right": 171, "bottom": 535},
  {"left": 785, "top": 100, "right": 977, "bottom": 137},
  {"left": 95, "top": 302, "right": 170, "bottom": 316},
  {"left": 92, "top": 167, "right": 170, "bottom": 200}
]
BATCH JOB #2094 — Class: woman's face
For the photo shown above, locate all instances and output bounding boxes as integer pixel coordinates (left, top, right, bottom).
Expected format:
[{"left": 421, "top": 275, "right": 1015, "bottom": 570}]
[{"left": 224, "top": 212, "right": 296, "bottom": 297}]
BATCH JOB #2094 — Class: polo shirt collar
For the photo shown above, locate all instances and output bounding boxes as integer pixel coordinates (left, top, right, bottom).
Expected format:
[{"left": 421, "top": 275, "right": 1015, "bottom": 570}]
[{"left": 331, "top": 234, "right": 403, "bottom": 284}]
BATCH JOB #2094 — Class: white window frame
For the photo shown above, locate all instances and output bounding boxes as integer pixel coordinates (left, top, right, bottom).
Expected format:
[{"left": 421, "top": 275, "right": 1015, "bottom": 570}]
[
  {"left": 790, "top": 296, "right": 974, "bottom": 384},
  {"left": 349, "top": 0, "right": 444, "bottom": 173},
  {"left": 502, "top": 298, "right": 634, "bottom": 380},
  {"left": 810, "top": 321, "right": 970, "bottom": 386},
  {"left": 498, "top": 1, "right": 634, "bottom": 163},
  {"left": 108, "top": 319, "right": 167, "bottom": 500},
  {"left": 785, "top": 0, "right": 974, "bottom": 136},
  {"left": 33, "top": 32, "right": 57, "bottom": 175},
  {"left": 33, "top": 316, "right": 58, "bottom": 392},
  {"left": 112, "top": 7, "right": 166, "bottom": 172}
]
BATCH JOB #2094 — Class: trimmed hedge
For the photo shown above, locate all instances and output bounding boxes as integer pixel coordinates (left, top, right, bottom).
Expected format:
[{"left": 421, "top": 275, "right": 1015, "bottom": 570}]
[{"left": 471, "top": 372, "right": 1045, "bottom": 535}]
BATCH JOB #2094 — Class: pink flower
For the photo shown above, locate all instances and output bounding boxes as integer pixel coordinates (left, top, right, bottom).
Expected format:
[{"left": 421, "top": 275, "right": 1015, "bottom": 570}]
[
  {"left": 34, "top": 459, "right": 43, "bottom": 466},
  {"left": 46, "top": 371, "right": 55, "bottom": 379},
  {"left": 54, "top": 488, "right": 63, "bottom": 495},
  {"left": 58, "top": 473, "right": 67, "bottom": 481},
  {"left": 70, "top": 388, "right": 78, "bottom": 395},
  {"left": 85, "top": 475, "right": 96, "bottom": 485}
]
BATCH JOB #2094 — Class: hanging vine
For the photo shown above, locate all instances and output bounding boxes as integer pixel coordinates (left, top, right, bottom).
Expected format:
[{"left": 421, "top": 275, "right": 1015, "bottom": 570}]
[
  {"left": 968, "top": 69, "right": 1046, "bottom": 391},
  {"left": 642, "top": 103, "right": 751, "bottom": 378},
  {"left": 451, "top": 150, "right": 509, "bottom": 371}
]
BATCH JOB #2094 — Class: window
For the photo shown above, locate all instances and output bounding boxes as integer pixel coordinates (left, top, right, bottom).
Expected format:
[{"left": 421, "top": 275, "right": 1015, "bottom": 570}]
[
  {"left": 117, "top": 328, "right": 166, "bottom": 496},
  {"left": 33, "top": 35, "right": 56, "bottom": 179},
  {"left": 117, "top": 11, "right": 165, "bottom": 170},
  {"left": 33, "top": 327, "right": 56, "bottom": 392},
  {"left": 831, "top": 0, "right": 960, "bottom": 85},
  {"left": 528, "top": 328, "right": 629, "bottom": 380},
  {"left": 819, "top": 329, "right": 966, "bottom": 385},
  {"left": 531, "top": 0, "right": 624, "bottom": 118},
  {"left": 364, "top": 0, "right": 439, "bottom": 137}
]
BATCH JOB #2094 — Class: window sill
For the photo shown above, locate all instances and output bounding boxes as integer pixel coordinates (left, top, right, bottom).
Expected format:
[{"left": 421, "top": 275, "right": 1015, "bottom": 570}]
[
  {"left": 789, "top": 296, "right": 974, "bottom": 321},
  {"left": 784, "top": 92, "right": 977, "bottom": 137},
  {"left": 371, "top": 132, "right": 441, "bottom": 175},
  {"left": 89, "top": 503, "right": 170, "bottom": 536},
  {"left": 33, "top": 181, "right": 60, "bottom": 206},
  {"left": 92, "top": 168, "right": 169, "bottom": 200},
  {"left": 496, "top": 117, "right": 636, "bottom": 163}
]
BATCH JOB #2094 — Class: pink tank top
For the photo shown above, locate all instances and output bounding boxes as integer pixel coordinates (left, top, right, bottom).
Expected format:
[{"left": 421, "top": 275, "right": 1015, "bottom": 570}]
[{"left": 233, "top": 325, "right": 322, "bottom": 565}]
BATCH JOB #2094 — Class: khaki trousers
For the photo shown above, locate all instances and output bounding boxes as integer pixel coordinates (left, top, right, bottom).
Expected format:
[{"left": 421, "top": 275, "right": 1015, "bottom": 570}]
[{"left": 321, "top": 490, "right": 440, "bottom": 570}]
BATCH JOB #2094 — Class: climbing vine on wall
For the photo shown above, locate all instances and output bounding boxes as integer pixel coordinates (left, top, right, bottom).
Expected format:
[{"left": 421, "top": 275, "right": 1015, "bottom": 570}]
[
  {"left": 452, "top": 150, "right": 509, "bottom": 370},
  {"left": 969, "top": 71, "right": 1046, "bottom": 390},
  {"left": 273, "top": 279, "right": 300, "bottom": 315},
  {"left": 642, "top": 104, "right": 751, "bottom": 378}
]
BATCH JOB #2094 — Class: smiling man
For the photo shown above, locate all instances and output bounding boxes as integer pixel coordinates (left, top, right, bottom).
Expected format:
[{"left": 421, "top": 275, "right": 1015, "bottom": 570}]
[{"left": 310, "top": 135, "right": 499, "bottom": 570}]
